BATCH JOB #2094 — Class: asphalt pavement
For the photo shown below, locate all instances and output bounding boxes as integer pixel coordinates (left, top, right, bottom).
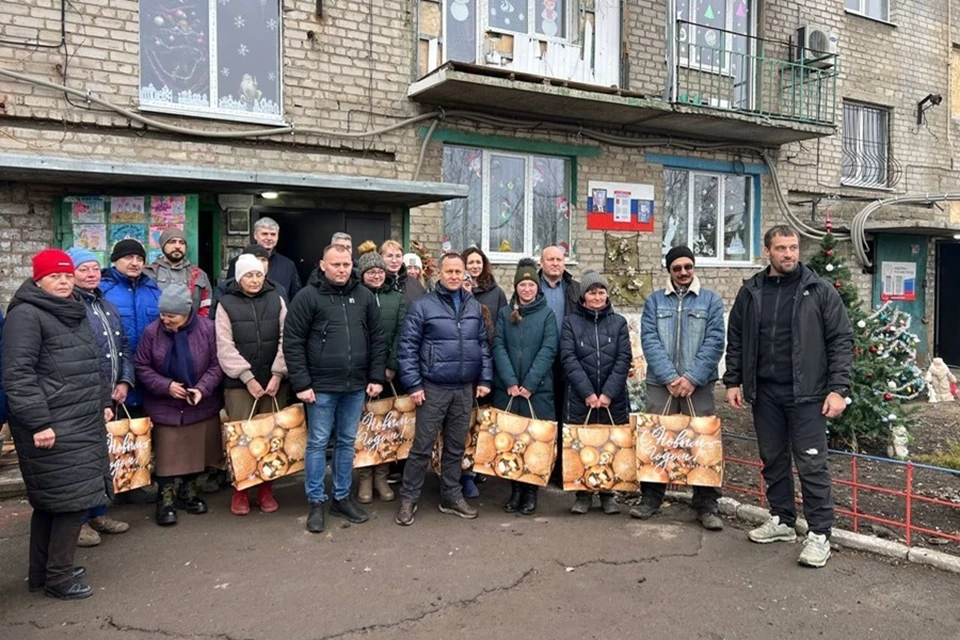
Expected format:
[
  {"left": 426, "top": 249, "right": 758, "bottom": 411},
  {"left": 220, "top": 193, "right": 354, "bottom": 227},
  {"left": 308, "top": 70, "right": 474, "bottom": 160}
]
[{"left": 1, "top": 475, "right": 959, "bottom": 640}]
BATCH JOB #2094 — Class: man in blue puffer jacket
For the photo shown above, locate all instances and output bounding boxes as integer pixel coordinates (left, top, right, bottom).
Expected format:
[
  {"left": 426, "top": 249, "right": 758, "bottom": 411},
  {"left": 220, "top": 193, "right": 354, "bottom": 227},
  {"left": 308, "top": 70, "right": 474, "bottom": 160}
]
[
  {"left": 395, "top": 253, "right": 493, "bottom": 526},
  {"left": 0, "top": 309, "right": 7, "bottom": 427},
  {"left": 99, "top": 239, "right": 162, "bottom": 410}
]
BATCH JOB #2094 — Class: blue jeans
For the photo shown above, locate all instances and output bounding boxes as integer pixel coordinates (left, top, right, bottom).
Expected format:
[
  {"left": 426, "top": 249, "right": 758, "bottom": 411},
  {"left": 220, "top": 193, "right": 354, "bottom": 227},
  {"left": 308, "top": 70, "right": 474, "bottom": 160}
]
[
  {"left": 85, "top": 505, "right": 107, "bottom": 522},
  {"left": 304, "top": 390, "right": 366, "bottom": 503}
]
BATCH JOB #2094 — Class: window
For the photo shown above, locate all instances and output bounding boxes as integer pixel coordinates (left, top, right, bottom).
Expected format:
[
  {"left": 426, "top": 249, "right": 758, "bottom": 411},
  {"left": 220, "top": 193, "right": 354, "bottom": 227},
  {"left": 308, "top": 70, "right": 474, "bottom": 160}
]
[
  {"left": 442, "top": 146, "right": 572, "bottom": 261},
  {"left": 845, "top": 0, "right": 889, "bottom": 22},
  {"left": 676, "top": 0, "right": 754, "bottom": 72},
  {"left": 488, "top": 0, "right": 569, "bottom": 40},
  {"left": 662, "top": 168, "right": 753, "bottom": 262},
  {"left": 842, "top": 102, "right": 890, "bottom": 189},
  {"left": 139, "top": 0, "right": 283, "bottom": 123}
]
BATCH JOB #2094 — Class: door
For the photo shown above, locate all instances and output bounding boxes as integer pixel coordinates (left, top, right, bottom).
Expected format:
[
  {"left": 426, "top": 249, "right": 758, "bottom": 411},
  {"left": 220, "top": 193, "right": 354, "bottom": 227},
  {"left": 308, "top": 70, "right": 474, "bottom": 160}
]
[
  {"left": 251, "top": 208, "right": 393, "bottom": 286},
  {"left": 871, "top": 233, "right": 929, "bottom": 357},
  {"left": 936, "top": 242, "right": 960, "bottom": 366}
]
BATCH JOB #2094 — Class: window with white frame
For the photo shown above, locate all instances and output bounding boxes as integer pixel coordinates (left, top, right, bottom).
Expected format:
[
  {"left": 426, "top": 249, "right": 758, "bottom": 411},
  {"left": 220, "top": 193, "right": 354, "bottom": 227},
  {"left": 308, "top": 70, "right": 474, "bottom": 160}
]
[
  {"left": 661, "top": 168, "right": 754, "bottom": 262},
  {"left": 842, "top": 102, "right": 890, "bottom": 189},
  {"left": 676, "top": 0, "right": 754, "bottom": 72},
  {"left": 442, "top": 146, "right": 572, "bottom": 261},
  {"left": 845, "top": 0, "right": 889, "bottom": 22},
  {"left": 139, "top": 0, "right": 283, "bottom": 123},
  {"left": 488, "top": 0, "right": 570, "bottom": 40}
]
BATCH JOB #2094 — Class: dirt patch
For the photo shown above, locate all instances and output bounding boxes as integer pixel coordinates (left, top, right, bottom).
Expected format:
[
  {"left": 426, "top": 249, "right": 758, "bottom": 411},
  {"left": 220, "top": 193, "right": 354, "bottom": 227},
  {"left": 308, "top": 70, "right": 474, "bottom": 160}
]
[{"left": 716, "top": 390, "right": 960, "bottom": 555}]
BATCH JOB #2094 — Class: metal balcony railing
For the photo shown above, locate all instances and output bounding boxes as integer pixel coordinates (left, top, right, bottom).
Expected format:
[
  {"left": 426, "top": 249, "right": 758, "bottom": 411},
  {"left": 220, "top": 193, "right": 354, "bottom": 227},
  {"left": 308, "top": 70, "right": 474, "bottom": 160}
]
[{"left": 672, "top": 20, "right": 839, "bottom": 127}]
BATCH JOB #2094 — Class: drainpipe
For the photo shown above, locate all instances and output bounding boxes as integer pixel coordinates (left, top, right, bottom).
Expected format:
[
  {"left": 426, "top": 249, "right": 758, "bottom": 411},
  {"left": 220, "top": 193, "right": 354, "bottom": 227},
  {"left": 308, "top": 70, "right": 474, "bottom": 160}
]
[{"left": 664, "top": 0, "right": 677, "bottom": 102}]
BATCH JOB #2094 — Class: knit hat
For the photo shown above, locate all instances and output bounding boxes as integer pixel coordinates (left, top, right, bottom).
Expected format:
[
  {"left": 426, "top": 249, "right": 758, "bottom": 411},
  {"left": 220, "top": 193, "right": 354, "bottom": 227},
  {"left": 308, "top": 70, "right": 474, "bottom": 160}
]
[
  {"left": 579, "top": 268, "right": 608, "bottom": 295},
  {"left": 65, "top": 247, "right": 99, "bottom": 269},
  {"left": 514, "top": 257, "right": 539, "bottom": 287},
  {"left": 403, "top": 253, "right": 423, "bottom": 269},
  {"left": 159, "top": 227, "right": 187, "bottom": 249},
  {"left": 32, "top": 249, "right": 75, "bottom": 282},
  {"left": 665, "top": 245, "right": 696, "bottom": 271},
  {"left": 234, "top": 254, "right": 264, "bottom": 282},
  {"left": 111, "top": 239, "right": 146, "bottom": 262},
  {"left": 158, "top": 283, "right": 192, "bottom": 315},
  {"left": 244, "top": 244, "right": 270, "bottom": 260},
  {"left": 358, "top": 251, "right": 386, "bottom": 276}
]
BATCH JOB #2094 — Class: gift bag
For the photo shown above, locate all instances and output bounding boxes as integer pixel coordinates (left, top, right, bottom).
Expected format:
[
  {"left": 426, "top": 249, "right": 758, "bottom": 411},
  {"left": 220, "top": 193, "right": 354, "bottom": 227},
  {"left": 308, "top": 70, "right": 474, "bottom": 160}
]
[
  {"left": 634, "top": 396, "right": 723, "bottom": 487},
  {"left": 223, "top": 400, "right": 307, "bottom": 490},
  {"left": 431, "top": 401, "right": 481, "bottom": 474},
  {"left": 472, "top": 398, "right": 557, "bottom": 487},
  {"left": 105, "top": 404, "right": 153, "bottom": 494},
  {"left": 562, "top": 408, "right": 637, "bottom": 492},
  {"left": 354, "top": 384, "right": 417, "bottom": 468}
]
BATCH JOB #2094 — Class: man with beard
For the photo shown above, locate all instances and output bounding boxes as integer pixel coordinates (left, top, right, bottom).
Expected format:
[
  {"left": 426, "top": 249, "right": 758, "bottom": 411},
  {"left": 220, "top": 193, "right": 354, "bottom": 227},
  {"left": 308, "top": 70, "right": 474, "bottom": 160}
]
[{"left": 144, "top": 227, "right": 213, "bottom": 317}]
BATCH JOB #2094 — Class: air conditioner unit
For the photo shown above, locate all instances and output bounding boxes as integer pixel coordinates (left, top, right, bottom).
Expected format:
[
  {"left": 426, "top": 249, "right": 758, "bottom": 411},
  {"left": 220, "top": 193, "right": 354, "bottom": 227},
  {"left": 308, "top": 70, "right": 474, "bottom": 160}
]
[{"left": 795, "top": 25, "right": 838, "bottom": 69}]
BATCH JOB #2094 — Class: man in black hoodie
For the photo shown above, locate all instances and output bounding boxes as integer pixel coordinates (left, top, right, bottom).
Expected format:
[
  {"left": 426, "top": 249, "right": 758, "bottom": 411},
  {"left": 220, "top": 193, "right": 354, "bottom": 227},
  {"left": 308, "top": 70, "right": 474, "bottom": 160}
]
[
  {"left": 283, "top": 244, "right": 387, "bottom": 534},
  {"left": 724, "top": 225, "right": 853, "bottom": 568}
]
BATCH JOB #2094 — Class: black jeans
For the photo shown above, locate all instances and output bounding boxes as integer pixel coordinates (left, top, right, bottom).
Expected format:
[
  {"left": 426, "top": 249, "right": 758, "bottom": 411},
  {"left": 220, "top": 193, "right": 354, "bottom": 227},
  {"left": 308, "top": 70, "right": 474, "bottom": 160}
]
[
  {"left": 28, "top": 509, "right": 87, "bottom": 588},
  {"left": 753, "top": 382, "right": 833, "bottom": 536},
  {"left": 400, "top": 382, "right": 473, "bottom": 503},
  {"left": 640, "top": 383, "right": 722, "bottom": 513}
]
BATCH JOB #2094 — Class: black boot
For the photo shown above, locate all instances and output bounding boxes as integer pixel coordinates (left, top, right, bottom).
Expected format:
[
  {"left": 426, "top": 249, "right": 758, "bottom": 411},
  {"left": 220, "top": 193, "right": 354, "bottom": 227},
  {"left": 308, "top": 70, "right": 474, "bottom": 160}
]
[
  {"left": 155, "top": 479, "right": 177, "bottom": 526},
  {"left": 176, "top": 475, "right": 208, "bottom": 515},
  {"left": 503, "top": 482, "right": 523, "bottom": 513},
  {"left": 519, "top": 485, "right": 538, "bottom": 516}
]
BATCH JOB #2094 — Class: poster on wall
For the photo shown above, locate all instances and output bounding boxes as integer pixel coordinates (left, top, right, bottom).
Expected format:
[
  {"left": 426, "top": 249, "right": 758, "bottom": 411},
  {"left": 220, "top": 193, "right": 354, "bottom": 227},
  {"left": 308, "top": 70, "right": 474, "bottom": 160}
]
[
  {"left": 70, "top": 197, "right": 105, "bottom": 224},
  {"left": 110, "top": 197, "right": 146, "bottom": 223},
  {"left": 880, "top": 261, "right": 917, "bottom": 302},
  {"left": 586, "top": 181, "right": 655, "bottom": 232},
  {"left": 150, "top": 195, "right": 186, "bottom": 226}
]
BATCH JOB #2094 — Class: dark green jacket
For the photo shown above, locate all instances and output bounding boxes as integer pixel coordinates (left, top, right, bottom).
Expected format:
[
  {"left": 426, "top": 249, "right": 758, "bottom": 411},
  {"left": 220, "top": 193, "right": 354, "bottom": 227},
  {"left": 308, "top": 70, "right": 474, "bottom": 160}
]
[
  {"left": 492, "top": 293, "right": 558, "bottom": 420},
  {"left": 364, "top": 277, "right": 406, "bottom": 375}
]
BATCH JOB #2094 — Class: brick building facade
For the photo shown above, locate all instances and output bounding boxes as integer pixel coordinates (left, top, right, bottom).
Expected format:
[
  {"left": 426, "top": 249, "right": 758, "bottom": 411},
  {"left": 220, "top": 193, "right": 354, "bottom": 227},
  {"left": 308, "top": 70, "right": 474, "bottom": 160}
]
[{"left": 0, "top": 0, "right": 958, "bottom": 362}]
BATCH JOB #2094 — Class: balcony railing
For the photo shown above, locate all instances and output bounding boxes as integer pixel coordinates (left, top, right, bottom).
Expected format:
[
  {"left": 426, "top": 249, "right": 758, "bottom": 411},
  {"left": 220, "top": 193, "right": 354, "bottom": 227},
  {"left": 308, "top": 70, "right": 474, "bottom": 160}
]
[{"left": 672, "top": 20, "right": 838, "bottom": 127}]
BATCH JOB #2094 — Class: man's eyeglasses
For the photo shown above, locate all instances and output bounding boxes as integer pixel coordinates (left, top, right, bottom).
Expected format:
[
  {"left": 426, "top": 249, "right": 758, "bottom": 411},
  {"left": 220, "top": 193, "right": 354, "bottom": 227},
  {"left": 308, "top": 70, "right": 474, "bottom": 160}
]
[{"left": 670, "top": 264, "right": 695, "bottom": 273}]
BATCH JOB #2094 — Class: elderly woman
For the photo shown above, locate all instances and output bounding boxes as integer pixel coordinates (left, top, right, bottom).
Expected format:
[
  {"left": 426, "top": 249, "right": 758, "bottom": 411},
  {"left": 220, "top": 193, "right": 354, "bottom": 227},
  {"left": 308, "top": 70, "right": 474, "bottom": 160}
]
[
  {"left": 355, "top": 250, "right": 405, "bottom": 503},
  {"left": 3, "top": 250, "right": 112, "bottom": 600},
  {"left": 135, "top": 284, "right": 224, "bottom": 526},
  {"left": 492, "top": 258, "right": 558, "bottom": 515},
  {"left": 216, "top": 254, "right": 289, "bottom": 516},
  {"left": 560, "top": 269, "right": 632, "bottom": 516},
  {"left": 66, "top": 248, "right": 133, "bottom": 547}
]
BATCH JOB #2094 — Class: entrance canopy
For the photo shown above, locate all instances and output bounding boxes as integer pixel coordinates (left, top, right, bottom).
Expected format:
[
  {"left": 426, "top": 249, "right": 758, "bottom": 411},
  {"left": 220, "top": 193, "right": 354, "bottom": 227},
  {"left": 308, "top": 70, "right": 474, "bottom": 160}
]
[{"left": 0, "top": 153, "right": 467, "bottom": 208}]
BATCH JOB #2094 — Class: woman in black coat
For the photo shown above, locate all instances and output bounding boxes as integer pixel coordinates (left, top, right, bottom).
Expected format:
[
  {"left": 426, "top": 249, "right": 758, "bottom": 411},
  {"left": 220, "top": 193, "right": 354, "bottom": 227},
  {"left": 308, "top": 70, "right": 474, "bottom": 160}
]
[
  {"left": 462, "top": 247, "right": 508, "bottom": 322},
  {"left": 560, "top": 269, "right": 632, "bottom": 517},
  {"left": 2, "top": 250, "right": 112, "bottom": 600}
]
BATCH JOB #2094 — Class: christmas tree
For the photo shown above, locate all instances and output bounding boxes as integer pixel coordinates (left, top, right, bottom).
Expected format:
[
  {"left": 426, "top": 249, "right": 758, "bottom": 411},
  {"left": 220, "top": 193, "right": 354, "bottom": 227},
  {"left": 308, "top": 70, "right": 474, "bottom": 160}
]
[{"left": 807, "top": 218, "right": 925, "bottom": 450}]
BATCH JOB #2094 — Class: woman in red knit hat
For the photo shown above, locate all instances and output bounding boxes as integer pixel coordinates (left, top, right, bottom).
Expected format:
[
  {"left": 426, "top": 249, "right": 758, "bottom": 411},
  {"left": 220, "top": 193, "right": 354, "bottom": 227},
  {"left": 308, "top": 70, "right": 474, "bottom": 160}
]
[{"left": 2, "top": 249, "right": 113, "bottom": 600}]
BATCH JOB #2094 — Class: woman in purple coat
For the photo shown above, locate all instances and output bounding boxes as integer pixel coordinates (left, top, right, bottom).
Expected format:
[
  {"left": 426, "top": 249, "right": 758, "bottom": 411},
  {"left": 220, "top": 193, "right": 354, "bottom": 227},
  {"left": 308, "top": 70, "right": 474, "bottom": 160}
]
[{"left": 134, "top": 284, "right": 224, "bottom": 526}]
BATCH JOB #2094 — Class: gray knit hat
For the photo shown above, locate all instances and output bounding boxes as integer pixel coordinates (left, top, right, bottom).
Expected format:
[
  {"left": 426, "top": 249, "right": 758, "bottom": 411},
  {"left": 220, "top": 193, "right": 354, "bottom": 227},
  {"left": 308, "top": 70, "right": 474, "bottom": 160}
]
[
  {"left": 579, "top": 269, "right": 608, "bottom": 296},
  {"left": 158, "top": 283, "right": 193, "bottom": 315},
  {"left": 159, "top": 226, "right": 187, "bottom": 249},
  {"left": 357, "top": 251, "right": 386, "bottom": 276}
]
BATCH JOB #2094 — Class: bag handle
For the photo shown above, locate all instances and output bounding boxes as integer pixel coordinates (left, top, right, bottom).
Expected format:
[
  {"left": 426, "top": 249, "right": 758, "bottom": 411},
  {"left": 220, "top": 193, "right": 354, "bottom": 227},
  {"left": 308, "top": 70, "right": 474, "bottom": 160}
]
[
  {"left": 581, "top": 406, "right": 616, "bottom": 426},
  {"left": 368, "top": 380, "right": 400, "bottom": 401},
  {"left": 114, "top": 403, "right": 132, "bottom": 421},
  {"left": 660, "top": 395, "right": 698, "bottom": 418},
  {"left": 243, "top": 396, "right": 281, "bottom": 424},
  {"left": 503, "top": 395, "right": 537, "bottom": 421}
]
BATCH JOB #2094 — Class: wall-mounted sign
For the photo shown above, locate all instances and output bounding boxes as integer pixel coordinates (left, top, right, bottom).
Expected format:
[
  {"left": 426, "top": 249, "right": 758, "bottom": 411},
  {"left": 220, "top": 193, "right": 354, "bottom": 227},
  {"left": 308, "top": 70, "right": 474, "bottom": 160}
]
[
  {"left": 880, "top": 261, "right": 917, "bottom": 302},
  {"left": 586, "top": 181, "right": 655, "bottom": 232}
]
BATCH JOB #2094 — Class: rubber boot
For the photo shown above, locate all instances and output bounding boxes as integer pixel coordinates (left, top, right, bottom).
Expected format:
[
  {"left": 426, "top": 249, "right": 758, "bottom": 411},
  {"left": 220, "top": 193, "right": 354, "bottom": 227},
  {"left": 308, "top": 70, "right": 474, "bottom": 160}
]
[
  {"left": 503, "top": 482, "right": 523, "bottom": 513},
  {"left": 257, "top": 482, "right": 279, "bottom": 512},
  {"left": 357, "top": 468, "right": 374, "bottom": 504},
  {"left": 374, "top": 465, "right": 395, "bottom": 502}
]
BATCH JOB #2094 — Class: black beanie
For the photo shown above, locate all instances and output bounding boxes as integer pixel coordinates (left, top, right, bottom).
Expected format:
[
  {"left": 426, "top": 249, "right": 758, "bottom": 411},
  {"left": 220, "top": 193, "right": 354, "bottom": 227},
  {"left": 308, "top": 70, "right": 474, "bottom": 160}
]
[
  {"left": 111, "top": 238, "right": 146, "bottom": 262},
  {"left": 665, "top": 245, "right": 695, "bottom": 270}
]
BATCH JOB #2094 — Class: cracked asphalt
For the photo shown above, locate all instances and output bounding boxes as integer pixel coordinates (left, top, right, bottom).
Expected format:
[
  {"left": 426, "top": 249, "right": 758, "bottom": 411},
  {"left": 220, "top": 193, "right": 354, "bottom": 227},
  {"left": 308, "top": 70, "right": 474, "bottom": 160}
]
[{"left": 2, "top": 476, "right": 959, "bottom": 640}]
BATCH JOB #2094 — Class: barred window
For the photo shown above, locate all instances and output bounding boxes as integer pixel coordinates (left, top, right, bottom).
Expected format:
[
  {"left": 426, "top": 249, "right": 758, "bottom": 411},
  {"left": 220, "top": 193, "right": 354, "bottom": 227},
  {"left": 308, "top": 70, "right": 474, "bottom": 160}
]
[{"left": 842, "top": 102, "right": 890, "bottom": 189}]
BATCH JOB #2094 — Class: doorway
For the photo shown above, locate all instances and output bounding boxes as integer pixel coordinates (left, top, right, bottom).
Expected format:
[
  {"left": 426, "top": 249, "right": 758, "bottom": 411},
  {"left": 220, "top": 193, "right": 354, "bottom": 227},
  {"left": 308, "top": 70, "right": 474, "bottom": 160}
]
[
  {"left": 250, "top": 207, "right": 393, "bottom": 286},
  {"left": 871, "top": 233, "right": 929, "bottom": 358},
  {"left": 936, "top": 242, "right": 960, "bottom": 366}
]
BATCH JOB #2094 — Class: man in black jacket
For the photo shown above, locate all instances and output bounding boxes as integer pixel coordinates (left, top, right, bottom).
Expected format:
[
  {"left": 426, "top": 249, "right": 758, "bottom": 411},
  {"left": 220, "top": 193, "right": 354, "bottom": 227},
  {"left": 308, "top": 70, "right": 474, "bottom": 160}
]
[
  {"left": 283, "top": 244, "right": 386, "bottom": 534},
  {"left": 395, "top": 253, "right": 493, "bottom": 526},
  {"left": 227, "top": 217, "right": 302, "bottom": 300},
  {"left": 724, "top": 226, "right": 853, "bottom": 568}
]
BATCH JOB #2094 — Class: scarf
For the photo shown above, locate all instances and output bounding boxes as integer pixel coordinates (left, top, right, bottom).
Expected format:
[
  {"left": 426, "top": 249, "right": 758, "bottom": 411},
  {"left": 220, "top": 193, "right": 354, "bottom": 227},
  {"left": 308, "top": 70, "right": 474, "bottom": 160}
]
[{"left": 162, "top": 313, "right": 199, "bottom": 387}]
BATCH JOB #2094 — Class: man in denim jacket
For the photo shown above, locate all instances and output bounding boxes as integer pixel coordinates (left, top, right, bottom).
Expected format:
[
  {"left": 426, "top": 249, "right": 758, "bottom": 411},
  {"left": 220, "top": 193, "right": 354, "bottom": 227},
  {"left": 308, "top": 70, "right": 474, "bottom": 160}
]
[{"left": 632, "top": 245, "right": 726, "bottom": 530}]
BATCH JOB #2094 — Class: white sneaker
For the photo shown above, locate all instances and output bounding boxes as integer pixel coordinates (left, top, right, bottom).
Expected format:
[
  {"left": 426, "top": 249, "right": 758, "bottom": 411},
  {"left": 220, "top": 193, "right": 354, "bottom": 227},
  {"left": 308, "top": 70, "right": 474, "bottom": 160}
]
[
  {"left": 747, "top": 516, "right": 798, "bottom": 544},
  {"left": 798, "top": 532, "right": 832, "bottom": 568}
]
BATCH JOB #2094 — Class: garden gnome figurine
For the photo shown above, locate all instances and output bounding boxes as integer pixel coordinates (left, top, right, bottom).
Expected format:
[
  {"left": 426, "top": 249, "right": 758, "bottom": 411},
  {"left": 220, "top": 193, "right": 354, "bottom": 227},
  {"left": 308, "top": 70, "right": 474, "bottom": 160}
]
[{"left": 924, "top": 357, "right": 956, "bottom": 403}]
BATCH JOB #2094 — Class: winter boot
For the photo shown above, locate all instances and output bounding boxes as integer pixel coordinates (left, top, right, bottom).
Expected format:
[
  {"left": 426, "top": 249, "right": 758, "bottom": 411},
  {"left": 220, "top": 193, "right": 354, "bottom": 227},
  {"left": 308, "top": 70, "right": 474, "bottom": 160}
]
[
  {"left": 357, "top": 468, "right": 374, "bottom": 504},
  {"left": 155, "top": 480, "right": 177, "bottom": 526},
  {"left": 176, "top": 476, "right": 209, "bottom": 515},
  {"left": 257, "top": 482, "right": 279, "bottom": 512},
  {"left": 231, "top": 488, "right": 251, "bottom": 516},
  {"left": 503, "top": 482, "right": 523, "bottom": 513},
  {"left": 374, "top": 465, "right": 395, "bottom": 501},
  {"left": 519, "top": 486, "right": 538, "bottom": 516},
  {"left": 570, "top": 492, "right": 592, "bottom": 514}
]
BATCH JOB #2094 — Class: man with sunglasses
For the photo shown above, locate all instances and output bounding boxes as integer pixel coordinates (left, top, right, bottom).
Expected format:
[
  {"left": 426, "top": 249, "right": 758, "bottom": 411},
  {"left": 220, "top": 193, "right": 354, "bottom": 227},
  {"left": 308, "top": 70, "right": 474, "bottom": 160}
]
[{"left": 632, "top": 245, "right": 726, "bottom": 529}]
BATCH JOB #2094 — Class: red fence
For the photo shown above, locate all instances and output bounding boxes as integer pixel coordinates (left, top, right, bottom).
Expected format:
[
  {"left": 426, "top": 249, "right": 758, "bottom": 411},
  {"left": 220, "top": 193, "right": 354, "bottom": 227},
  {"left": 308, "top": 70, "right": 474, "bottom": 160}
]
[{"left": 722, "top": 433, "right": 960, "bottom": 548}]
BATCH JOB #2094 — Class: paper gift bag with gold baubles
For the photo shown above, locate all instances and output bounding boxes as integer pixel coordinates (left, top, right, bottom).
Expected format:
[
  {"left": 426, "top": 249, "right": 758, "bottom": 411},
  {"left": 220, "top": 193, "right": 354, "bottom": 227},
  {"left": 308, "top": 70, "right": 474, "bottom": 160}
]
[
  {"left": 472, "top": 398, "right": 557, "bottom": 487},
  {"left": 106, "top": 404, "right": 153, "bottom": 494},
  {"left": 431, "top": 401, "right": 481, "bottom": 474},
  {"left": 562, "top": 408, "right": 638, "bottom": 492},
  {"left": 354, "top": 384, "right": 417, "bottom": 468},
  {"left": 223, "top": 400, "right": 307, "bottom": 491},
  {"left": 634, "top": 396, "right": 723, "bottom": 487}
]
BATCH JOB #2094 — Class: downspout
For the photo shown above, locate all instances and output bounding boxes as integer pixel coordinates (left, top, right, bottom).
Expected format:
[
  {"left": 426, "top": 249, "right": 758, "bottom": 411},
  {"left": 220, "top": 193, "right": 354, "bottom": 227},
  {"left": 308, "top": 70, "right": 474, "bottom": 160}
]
[{"left": 664, "top": 0, "right": 677, "bottom": 102}]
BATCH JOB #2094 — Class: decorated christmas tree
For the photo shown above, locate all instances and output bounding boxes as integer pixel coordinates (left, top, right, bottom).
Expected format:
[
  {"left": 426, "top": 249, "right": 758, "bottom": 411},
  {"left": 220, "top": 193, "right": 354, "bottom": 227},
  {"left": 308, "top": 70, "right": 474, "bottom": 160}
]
[{"left": 807, "top": 218, "right": 925, "bottom": 450}]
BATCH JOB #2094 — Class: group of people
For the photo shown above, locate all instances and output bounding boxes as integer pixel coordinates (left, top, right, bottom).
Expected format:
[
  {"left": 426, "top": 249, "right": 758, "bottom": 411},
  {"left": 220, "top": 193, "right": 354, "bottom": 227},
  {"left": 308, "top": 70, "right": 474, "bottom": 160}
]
[{"left": 0, "top": 220, "right": 853, "bottom": 601}]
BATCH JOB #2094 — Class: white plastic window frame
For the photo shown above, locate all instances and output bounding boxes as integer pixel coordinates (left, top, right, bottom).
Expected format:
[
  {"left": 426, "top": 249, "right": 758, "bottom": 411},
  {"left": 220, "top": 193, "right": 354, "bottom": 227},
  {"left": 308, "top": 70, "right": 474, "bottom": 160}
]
[
  {"left": 677, "top": 0, "right": 756, "bottom": 78},
  {"left": 669, "top": 168, "right": 755, "bottom": 266},
  {"left": 841, "top": 101, "right": 890, "bottom": 189},
  {"left": 844, "top": 0, "right": 890, "bottom": 23}
]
